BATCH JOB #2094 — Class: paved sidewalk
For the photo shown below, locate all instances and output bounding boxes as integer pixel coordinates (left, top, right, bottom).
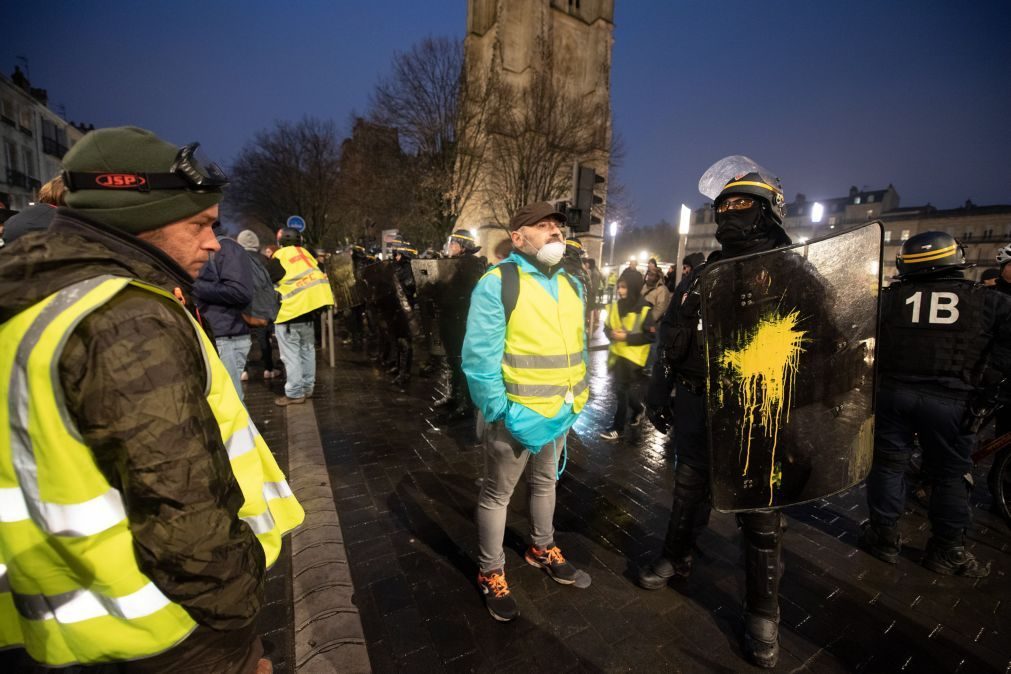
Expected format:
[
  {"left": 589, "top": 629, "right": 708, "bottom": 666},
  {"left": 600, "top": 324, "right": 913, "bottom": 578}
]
[{"left": 304, "top": 346, "right": 1010, "bottom": 673}]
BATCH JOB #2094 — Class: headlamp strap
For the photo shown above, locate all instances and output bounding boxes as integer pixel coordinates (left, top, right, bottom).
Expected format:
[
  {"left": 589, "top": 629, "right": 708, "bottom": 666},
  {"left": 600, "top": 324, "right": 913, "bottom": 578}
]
[{"left": 62, "top": 170, "right": 198, "bottom": 193}]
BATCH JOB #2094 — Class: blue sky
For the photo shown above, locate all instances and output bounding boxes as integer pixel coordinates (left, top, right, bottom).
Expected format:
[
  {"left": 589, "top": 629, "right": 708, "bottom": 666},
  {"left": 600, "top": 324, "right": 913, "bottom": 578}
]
[{"left": 5, "top": 0, "right": 1009, "bottom": 228}]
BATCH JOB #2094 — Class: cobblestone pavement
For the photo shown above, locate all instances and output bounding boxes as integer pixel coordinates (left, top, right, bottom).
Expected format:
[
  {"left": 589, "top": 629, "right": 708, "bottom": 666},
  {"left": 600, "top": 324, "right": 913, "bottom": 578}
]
[
  {"left": 311, "top": 343, "right": 1009, "bottom": 673},
  {"left": 246, "top": 378, "right": 297, "bottom": 673}
]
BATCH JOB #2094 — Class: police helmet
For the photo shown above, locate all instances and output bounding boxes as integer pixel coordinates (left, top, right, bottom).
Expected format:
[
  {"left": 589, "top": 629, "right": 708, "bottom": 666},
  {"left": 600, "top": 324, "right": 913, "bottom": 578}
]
[
  {"left": 277, "top": 227, "right": 302, "bottom": 247},
  {"left": 895, "top": 231, "right": 971, "bottom": 279},
  {"left": 564, "top": 237, "right": 586, "bottom": 258},
  {"left": 996, "top": 243, "right": 1011, "bottom": 267},
  {"left": 699, "top": 155, "right": 787, "bottom": 225},
  {"left": 449, "top": 229, "right": 480, "bottom": 254},
  {"left": 389, "top": 237, "right": 417, "bottom": 259}
]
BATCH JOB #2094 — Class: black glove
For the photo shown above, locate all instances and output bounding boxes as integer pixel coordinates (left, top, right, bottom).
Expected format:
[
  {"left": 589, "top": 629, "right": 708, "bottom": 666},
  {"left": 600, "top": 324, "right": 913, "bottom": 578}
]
[{"left": 646, "top": 404, "right": 673, "bottom": 435}]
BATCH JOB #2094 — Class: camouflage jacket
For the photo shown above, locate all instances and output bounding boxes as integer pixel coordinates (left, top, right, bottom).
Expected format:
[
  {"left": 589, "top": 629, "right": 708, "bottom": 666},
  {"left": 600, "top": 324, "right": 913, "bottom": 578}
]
[{"left": 0, "top": 211, "right": 264, "bottom": 630}]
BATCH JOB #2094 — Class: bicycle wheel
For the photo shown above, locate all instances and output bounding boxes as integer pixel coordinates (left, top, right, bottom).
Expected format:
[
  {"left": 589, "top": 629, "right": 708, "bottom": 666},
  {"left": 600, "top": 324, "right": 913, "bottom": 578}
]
[{"left": 987, "top": 445, "right": 1011, "bottom": 528}]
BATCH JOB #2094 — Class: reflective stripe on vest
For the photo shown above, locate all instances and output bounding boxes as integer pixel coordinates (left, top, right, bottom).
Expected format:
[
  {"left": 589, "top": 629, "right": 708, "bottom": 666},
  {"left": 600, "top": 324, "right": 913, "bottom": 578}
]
[
  {"left": 0, "top": 275, "right": 304, "bottom": 666},
  {"left": 499, "top": 265, "right": 589, "bottom": 417},
  {"left": 273, "top": 246, "right": 334, "bottom": 323},
  {"left": 607, "top": 301, "right": 651, "bottom": 367}
]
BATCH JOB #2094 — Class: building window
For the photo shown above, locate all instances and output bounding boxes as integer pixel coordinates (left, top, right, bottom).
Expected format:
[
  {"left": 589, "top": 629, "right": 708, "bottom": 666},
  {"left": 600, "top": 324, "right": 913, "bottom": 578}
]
[
  {"left": 854, "top": 196, "right": 861, "bottom": 204},
  {"left": 22, "top": 147, "right": 37, "bottom": 180},
  {"left": 0, "top": 98, "right": 15, "bottom": 125},
  {"left": 884, "top": 230, "right": 892, "bottom": 242},
  {"left": 867, "top": 195, "right": 874, "bottom": 203},
  {"left": 18, "top": 107, "right": 32, "bottom": 134},
  {"left": 901, "top": 229, "right": 910, "bottom": 241}
]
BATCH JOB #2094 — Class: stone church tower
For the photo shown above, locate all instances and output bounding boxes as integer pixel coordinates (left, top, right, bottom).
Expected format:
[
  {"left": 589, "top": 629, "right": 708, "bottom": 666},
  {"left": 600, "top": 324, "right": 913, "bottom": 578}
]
[{"left": 460, "top": 0, "right": 614, "bottom": 263}]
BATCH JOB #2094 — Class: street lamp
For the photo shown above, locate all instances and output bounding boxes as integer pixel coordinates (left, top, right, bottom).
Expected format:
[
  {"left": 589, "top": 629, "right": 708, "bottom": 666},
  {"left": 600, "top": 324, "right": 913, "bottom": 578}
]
[
  {"left": 675, "top": 204, "right": 691, "bottom": 286},
  {"left": 811, "top": 202, "right": 824, "bottom": 223},
  {"left": 608, "top": 221, "right": 618, "bottom": 267},
  {"left": 638, "top": 250, "right": 648, "bottom": 262}
]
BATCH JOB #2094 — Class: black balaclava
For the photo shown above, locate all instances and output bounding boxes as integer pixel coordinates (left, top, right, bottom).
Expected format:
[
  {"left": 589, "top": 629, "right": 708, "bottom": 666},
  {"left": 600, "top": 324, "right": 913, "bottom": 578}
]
[{"left": 715, "top": 201, "right": 774, "bottom": 258}]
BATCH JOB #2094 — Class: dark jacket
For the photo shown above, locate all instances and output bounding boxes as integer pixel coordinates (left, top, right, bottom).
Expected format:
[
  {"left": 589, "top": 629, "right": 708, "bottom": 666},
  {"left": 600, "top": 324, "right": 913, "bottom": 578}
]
[
  {"left": 0, "top": 211, "right": 265, "bottom": 630},
  {"left": 3, "top": 203, "right": 57, "bottom": 244},
  {"left": 244, "top": 250, "right": 280, "bottom": 321},
  {"left": 193, "top": 237, "right": 254, "bottom": 338}
]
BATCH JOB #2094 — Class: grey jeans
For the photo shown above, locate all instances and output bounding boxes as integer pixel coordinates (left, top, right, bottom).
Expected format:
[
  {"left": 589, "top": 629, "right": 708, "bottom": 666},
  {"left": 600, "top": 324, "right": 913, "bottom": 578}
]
[{"left": 476, "top": 414, "right": 564, "bottom": 574}]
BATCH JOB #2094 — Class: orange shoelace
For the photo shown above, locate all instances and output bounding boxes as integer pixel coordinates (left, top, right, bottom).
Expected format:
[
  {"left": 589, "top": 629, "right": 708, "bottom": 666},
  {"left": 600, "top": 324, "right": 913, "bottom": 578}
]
[
  {"left": 481, "top": 572, "right": 510, "bottom": 598},
  {"left": 536, "top": 546, "right": 566, "bottom": 565}
]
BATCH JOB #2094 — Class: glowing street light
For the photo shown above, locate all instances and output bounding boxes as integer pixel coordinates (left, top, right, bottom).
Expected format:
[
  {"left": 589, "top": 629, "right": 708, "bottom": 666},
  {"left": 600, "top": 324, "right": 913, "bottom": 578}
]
[
  {"left": 608, "top": 221, "right": 619, "bottom": 267},
  {"left": 678, "top": 204, "right": 691, "bottom": 235},
  {"left": 638, "top": 250, "right": 648, "bottom": 262},
  {"left": 811, "top": 202, "right": 824, "bottom": 223}
]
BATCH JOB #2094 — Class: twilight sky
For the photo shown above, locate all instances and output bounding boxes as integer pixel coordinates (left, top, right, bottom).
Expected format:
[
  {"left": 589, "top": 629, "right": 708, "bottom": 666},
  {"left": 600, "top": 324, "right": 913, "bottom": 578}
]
[{"left": 5, "top": 0, "right": 1009, "bottom": 228}]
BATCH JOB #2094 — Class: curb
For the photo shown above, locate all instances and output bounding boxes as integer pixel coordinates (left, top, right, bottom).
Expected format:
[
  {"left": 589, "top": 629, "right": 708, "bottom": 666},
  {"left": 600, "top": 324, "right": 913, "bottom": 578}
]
[{"left": 286, "top": 400, "right": 371, "bottom": 673}]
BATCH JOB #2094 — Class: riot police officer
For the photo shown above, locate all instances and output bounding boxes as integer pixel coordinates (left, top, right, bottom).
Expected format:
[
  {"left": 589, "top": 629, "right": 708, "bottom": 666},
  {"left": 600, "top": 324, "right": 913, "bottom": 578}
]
[
  {"left": 861, "top": 232, "right": 1011, "bottom": 577},
  {"left": 389, "top": 236, "right": 418, "bottom": 391},
  {"left": 435, "top": 229, "right": 486, "bottom": 419},
  {"left": 640, "top": 158, "right": 795, "bottom": 669}
]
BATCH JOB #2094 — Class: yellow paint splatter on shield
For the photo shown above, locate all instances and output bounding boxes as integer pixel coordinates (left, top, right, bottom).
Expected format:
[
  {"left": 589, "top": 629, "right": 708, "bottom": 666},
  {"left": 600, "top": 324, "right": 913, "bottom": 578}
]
[{"left": 721, "top": 310, "right": 806, "bottom": 505}]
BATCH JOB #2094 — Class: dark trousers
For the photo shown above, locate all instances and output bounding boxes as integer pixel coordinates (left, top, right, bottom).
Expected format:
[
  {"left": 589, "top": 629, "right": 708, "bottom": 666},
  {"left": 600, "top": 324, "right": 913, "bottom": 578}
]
[
  {"left": 249, "top": 325, "right": 274, "bottom": 372},
  {"left": 867, "top": 385, "right": 974, "bottom": 542},
  {"left": 663, "top": 382, "right": 782, "bottom": 618},
  {"left": 610, "top": 357, "right": 645, "bottom": 432}
]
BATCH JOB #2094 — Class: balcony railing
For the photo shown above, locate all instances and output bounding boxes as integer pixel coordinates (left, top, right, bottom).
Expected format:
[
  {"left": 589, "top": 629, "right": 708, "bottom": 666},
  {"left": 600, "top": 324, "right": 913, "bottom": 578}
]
[{"left": 42, "top": 136, "right": 68, "bottom": 157}]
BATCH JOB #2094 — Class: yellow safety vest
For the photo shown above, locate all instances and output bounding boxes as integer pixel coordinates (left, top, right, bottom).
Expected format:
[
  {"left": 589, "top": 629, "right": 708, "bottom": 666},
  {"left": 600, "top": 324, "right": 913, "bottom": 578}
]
[
  {"left": 497, "top": 265, "right": 589, "bottom": 417},
  {"left": 273, "top": 246, "right": 334, "bottom": 323},
  {"left": 0, "top": 275, "right": 304, "bottom": 667},
  {"left": 607, "top": 301, "right": 651, "bottom": 367}
]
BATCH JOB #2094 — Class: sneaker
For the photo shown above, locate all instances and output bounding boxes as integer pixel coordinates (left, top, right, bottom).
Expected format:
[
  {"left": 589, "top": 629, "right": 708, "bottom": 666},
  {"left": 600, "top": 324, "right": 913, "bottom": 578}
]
[
  {"left": 476, "top": 569, "right": 519, "bottom": 622},
  {"left": 274, "top": 395, "right": 306, "bottom": 407},
  {"left": 922, "top": 539, "right": 990, "bottom": 577},
  {"left": 599, "top": 430, "right": 620, "bottom": 441},
  {"left": 525, "top": 545, "right": 580, "bottom": 585},
  {"left": 859, "top": 521, "right": 900, "bottom": 564},
  {"left": 240, "top": 371, "right": 249, "bottom": 382}
]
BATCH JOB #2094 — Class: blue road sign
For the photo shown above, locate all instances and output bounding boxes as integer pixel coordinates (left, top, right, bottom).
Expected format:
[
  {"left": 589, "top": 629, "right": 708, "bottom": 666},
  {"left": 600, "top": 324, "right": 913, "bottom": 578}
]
[{"left": 287, "top": 215, "right": 306, "bottom": 231}]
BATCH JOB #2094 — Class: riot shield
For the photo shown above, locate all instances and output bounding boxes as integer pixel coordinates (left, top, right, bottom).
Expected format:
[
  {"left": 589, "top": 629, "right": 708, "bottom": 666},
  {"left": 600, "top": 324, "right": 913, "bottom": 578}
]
[
  {"left": 701, "top": 221, "right": 882, "bottom": 511},
  {"left": 326, "top": 251, "right": 366, "bottom": 311},
  {"left": 411, "top": 259, "right": 462, "bottom": 357}
]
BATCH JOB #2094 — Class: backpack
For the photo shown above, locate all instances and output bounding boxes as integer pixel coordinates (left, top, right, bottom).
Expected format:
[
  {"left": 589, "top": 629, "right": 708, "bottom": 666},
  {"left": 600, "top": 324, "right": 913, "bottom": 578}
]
[{"left": 244, "top": 252, "right": 280, "bottom": 323}]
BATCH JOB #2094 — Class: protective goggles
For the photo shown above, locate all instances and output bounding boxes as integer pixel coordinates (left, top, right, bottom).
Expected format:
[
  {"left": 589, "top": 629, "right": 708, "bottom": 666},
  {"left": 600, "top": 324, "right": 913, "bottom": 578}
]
[
  {"left": 714, "top": 196, "right": 756, "bottom": 213},
  {"left": 63, "top": 142, "right": 229, "bottom": 194}
]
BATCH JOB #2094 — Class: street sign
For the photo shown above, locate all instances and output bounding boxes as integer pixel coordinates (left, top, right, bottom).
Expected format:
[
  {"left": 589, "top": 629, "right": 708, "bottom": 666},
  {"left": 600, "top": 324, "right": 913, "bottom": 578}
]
[{"left": 287, "top": 215, "right": 306, "bottom": 231}]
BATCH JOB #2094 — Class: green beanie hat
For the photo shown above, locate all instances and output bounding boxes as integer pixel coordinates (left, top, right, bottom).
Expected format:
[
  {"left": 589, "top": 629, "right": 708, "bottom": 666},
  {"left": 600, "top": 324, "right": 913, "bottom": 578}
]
[{"left": 62, "top": 126, "right": 223, "bottom": 234}]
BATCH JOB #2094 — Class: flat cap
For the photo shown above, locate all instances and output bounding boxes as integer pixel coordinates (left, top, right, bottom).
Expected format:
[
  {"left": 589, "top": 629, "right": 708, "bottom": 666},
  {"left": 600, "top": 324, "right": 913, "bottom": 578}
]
[{"left": 509, "top": 201, "right": 566, "bottom": 231}]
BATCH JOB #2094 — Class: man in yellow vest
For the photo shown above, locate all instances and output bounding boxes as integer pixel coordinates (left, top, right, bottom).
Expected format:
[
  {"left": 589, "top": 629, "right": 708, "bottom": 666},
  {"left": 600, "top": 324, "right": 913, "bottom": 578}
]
[
  {"left": 0, "top": 127, "right": 303, "bottom": 672},
  {"left": 463, "top": 201, "right": 591, "bottom": 622},
  {"left": 268, "top": 227, "right": 335, "bottom": 406}
]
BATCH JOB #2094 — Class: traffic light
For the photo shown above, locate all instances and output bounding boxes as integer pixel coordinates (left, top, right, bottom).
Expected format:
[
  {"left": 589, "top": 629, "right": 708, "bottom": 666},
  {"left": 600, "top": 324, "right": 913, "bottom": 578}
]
[{"left": 571, "top": 163, "right": 605, "bottom": 232}]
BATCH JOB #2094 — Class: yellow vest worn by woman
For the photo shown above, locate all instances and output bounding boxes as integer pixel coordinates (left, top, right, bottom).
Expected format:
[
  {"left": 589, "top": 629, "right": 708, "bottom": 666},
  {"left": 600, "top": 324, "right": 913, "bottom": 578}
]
[
  {"left": 273, "top": 246, "right": 334, "bottom": 323},
  {"left": 0, "top": 275, "right": 304, "bottom": 666},
  {"left": 497, "top": 264, "right": 589, "bottom": 417},
  {"left": 607, "top": 301, "right": 651, "bottom": 367}
]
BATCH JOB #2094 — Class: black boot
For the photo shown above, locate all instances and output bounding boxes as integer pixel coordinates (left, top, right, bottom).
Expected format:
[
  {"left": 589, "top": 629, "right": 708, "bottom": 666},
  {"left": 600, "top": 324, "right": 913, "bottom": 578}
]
[
  {"left": 743, "top": 613, "right": 780, "bottom": 669},
  {"left": 638, "top": 463, "right": 710, "bottom": 589},
  {"left": 740, "top": 510, "right": 782, "bottom": 669},
  {"left": 859, "top": 521, "right": 900, "bottom": 564},
  {"left": 923, "top": 537, "right": 990, "bottom": 577}
]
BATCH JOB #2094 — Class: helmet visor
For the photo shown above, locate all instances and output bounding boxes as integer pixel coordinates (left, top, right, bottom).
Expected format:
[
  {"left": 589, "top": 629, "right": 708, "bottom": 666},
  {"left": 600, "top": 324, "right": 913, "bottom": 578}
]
[{"left": 698, "top": 155, "right": 780, "bottom": 201}]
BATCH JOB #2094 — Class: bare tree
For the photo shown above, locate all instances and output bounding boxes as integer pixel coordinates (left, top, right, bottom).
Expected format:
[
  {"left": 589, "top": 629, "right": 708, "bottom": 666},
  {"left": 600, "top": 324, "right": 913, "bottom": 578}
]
[
  {"left": 478, "top": 69, "right": 607, "bottom": 226},
  {"left": 369, "top": 37, "right": 490, "bottom": 241},
  {"left": 227, "top": 117, "right": 342, "bottom": 248}
]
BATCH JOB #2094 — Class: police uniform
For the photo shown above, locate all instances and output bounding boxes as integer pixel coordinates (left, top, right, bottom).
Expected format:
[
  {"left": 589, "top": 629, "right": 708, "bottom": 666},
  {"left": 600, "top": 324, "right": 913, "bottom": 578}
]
[
  {"left": 862, "top": 232, "right": 1011, "bottom": 577},
  {"left": 640, "top": 160, "right": 796, "bottom": 669}
]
